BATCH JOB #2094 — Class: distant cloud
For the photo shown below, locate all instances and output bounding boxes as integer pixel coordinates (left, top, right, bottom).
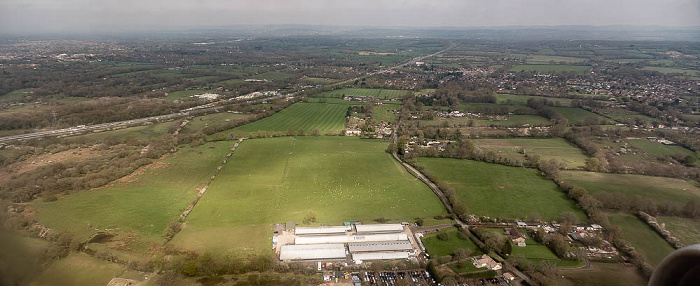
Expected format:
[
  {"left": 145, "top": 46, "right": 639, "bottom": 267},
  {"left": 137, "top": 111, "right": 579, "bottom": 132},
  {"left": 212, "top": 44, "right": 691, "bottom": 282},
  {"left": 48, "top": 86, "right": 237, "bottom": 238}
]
[{"left": 1, "top": 0, "right": 698, "bottom": 33}]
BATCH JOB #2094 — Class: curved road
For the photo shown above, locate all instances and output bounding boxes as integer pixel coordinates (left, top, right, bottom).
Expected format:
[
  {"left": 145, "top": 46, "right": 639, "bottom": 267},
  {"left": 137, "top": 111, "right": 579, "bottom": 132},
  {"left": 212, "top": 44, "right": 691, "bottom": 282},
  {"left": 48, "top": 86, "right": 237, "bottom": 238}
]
[
  {"left": 0, "top": 42, "right": 455, "bottom": 144},
  {"left": 390, "top": 134, "right": 534, "bottom": 285}
]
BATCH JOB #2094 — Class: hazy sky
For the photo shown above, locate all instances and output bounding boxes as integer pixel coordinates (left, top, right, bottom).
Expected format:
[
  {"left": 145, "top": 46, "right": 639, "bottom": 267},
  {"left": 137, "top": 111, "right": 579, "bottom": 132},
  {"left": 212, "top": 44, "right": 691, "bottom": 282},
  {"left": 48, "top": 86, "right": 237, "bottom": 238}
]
[{"left": 1, "top": 0, "right": 699, "bottom": 33}]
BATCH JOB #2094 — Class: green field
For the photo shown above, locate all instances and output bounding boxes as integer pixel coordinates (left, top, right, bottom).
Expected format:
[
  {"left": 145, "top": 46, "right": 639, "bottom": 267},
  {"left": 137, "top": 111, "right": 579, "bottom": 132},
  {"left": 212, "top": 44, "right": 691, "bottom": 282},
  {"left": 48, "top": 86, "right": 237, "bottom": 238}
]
[
  {"left": 608, "top": 213, "right": 675, "bottom": 266},
  {"left": 512, "top": 238, "right": 583, "bottom": 268},
  {"left": 417, "top": 158, "right": 585, "bottom": 221},
  {"left": 604, "top": 112, "right": 655, "bottom": 124},
  {"left": 422, "top": 228, "right": 481, "bottom": 257},
  {"left": 552, "top": 107, "right": 609, "bottom": 125},
  {"left": 234, "top": 103, "right": 347, "bottom": 134},
  {"left": 33, "top": 141, "right": 232, "bottom": 242},
  {"left": 315, "top": 88, "right": 410, "bottom": 99},
  {"left": 560, "top": 171, "right": 700, "bottom": 205},
  {"left": 497, "top": 94, "right": 576, "bottom": 106},
  {"left": 525, "top": 55, "right": 586, "bottom": 64},
  {"left": 474, "top": 115, "right": 551, "bottom": 127},
  {"left": 473, "top": 138, "right": 589, "bottom": 169},
  {"left": 642, "top": 67, "right": 700, "bottom": 78},
  {"left": 173, "top": 137, "right": 446, "bottom": 255},
  {"left": 628, "top": 139, "right": 695, "bottom": 157},
  {"left": 656, "top": 216, "right": 700, "bottom": 246},
  {"left": 30, "top": 253, "right": 128, "bottom": 286},
  {"left": 510, "top": 64, "right": 591, "bottom": 75},
  {"left": 564, "top": 262, "right": 648, "bottom": 286},
  {"left": 0, "top": 88, "right": 35, "bottom": 102},
  {"left": 373, "top": 103, "right": 401, "bottom": 123},
  {"left": 181, "top": 112, "right": 254, "bottom": 134}
]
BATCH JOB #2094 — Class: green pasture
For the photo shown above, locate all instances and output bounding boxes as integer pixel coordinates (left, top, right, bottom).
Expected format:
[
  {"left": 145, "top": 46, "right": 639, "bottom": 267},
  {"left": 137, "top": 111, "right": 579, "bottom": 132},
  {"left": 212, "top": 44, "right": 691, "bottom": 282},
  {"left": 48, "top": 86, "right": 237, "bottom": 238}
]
[
  {"left": 314, "top": 88, "right": 410, "bottom": 99},
  {"left": 656, "top": 216, "right": 700, "bottom": 246},
  {"left": 560, "top": 171, "right": 700, "bottom": 205},
  {"left": 173, "top": 137, "right": 446, "bottom": 256},
  {"left": 181, "top": 112, "right": 254, "bottom": 134},
  {"left": 234, "top": 103, "right": 347, "bottom": 134},
  {"left": 564, "top": 262, "right": 648, "bottom": 286},
  {"left": 373, "top": 103, "right": 401, "bottom": 123},
  {"left": 628, "top": 139, "right": 694, "bottom": 157},
  {"left": 608, "top": 213, "right": 675, "bottom": 266},
  {"left": 30, "top": 253, "right": 127, "bottom": 286},
  {"left": 552, "top": 107, "right": 610, "bottom": 124},
  {"left": 33, "top": 141, "right": 233, "bottom": 242},
  {"left": 417, "top": 158, "right": 585, "bottom": 221},
  {"left": 525, "top": 55, "right": 586, "bottom": 64},
  {"left": 473, "top": 138, "right": 589, "bottom": 169},
  {"left": 510, "top": 64, "right": 590, "bottom": 75},
  {"left": 422, "top": 228, "right": 481, "bottom": 257}
]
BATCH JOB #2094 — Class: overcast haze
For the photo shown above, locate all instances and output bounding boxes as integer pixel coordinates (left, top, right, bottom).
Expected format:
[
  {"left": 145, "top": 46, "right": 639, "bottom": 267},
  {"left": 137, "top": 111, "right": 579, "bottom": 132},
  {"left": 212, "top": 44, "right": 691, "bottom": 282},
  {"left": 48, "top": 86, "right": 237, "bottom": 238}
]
[{"left": 1, "top": 0, "right": 699, "bottom": 34}]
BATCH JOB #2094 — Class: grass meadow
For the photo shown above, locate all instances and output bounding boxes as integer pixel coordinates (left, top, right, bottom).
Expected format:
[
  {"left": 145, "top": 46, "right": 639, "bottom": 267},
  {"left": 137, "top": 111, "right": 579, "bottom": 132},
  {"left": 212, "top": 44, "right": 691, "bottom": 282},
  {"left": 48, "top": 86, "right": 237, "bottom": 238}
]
[
  {"left": 564, "top": 262, "right": 648, "bottom": 286},
  {"left": 628, "top": 139, "right": 695, "bottom": 157},
  {"left": 315, "top": 88, "right": 410, "bottom": 99},
  {"left": 30, "top": 253, "right": 129, "bottom": 286},
  {"left": 608, "top": 213, "right": 675, "bottom": 266},
  {"left": 473, "top": 138, "right": 589, "bottom": 169},
  {"left": 510, "top": 64, "right": 591, "bottom": 75},
  {"left": 422, "top": 228, "right": 481, "bottom": 257},
  {"left": 560, "top": 171, "right": 700, "bottom": 205},
  {"left": 552, "top": 107, "right": 610, "bottom": 124},
  {"left": 656, "top": 216, "right": 700, "bottom": 246},
  {"left": 417, "top": 158, "right": 585, "bottom": 221},
  {"left": 234, "top": 103, "right": 347, "bottom": 134},
  {"left": 173, "top": 137, "right": 446, "bottom": 256},
  {"left": 33, "top": 141, "right": 233, "bottom": 242}
]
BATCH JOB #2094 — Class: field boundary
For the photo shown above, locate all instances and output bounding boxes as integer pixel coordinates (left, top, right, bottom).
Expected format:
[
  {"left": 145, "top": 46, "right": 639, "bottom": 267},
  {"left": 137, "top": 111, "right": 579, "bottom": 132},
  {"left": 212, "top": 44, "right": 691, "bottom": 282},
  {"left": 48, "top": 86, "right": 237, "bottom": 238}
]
[{"left": 177, "top": 138, "right": 246, "bottom": 224}]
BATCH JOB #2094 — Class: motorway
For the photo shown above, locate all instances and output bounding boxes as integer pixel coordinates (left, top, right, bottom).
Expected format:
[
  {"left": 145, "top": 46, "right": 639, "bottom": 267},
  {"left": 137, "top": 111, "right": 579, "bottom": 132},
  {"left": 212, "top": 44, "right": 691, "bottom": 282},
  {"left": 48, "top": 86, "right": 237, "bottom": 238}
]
[{"left": 0, "top": 42, "right": 454, "bottom": 144}]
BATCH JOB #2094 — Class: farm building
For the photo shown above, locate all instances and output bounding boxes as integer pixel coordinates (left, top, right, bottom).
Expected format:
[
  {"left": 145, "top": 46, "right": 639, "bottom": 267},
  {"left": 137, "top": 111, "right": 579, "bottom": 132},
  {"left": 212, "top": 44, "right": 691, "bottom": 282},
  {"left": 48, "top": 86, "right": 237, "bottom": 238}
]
[
  {"left": 279, "top": 244, "right": 346, "bottom": 260},
  {"left": 348, "top": 241, "right": 413, "bottom": 253},
  {"left": 295, "top": 226, "right": 351, "bottom": 235},
  {"left": 355, "top": 224, "right": 404, "bottom": 233},
  {"left": 295, "top": 233, "right": 409, "bottom": 244},
  {"left": 352, "top": 251, "right": 410, "bottom": 262}
]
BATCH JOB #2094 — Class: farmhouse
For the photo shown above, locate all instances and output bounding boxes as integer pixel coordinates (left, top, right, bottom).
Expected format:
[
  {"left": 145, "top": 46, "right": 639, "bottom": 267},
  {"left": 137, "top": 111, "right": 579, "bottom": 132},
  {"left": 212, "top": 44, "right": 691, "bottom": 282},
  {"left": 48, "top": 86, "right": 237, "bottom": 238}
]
[{"left": 473, "top": 254, "right": 502, "bottom": 271}]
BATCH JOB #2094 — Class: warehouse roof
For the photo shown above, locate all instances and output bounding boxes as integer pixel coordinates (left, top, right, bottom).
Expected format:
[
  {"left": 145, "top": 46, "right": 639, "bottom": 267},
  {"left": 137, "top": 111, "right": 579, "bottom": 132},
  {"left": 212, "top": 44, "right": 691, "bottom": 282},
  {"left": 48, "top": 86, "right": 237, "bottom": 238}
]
[
  {"left": 295, "top": 233, "right": 408, "bottom": 245},
  {"left": 348, "top": 241, "right": 413, "bottom": 253},
  {"left": 355, "top": 224, "right": 404, "bottom": 233},
  {"left": 352, "top": 251, "right": 410, "bottom": 261},
  {"left": 279, "top": 244, "right": 346, "bottom": 261},
  {"left": 295, "top": 225, "right": 351, "bottom": 235}
]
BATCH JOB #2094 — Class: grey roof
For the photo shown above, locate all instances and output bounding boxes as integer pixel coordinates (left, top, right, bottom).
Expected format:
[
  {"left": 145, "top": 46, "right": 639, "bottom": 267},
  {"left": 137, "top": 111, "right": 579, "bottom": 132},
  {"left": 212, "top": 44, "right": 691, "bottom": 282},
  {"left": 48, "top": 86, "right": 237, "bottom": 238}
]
[
  {"left": 279, "top": 244, "right": 346, "bottom": 260},
  {"left": 348, "top": 241, "right": 413, "bottom": 253},
  {"left": 355, "top": 224, "right": 404, "bottom": 233},
  {"left": 295, "top": 233, "right": 409, "bottom": 244},
  {"left": 295, "top": 225, "right": 351, "bottom": 235},
  {"left": 352, "top": 251, "right": 410, "bottom": 261}
]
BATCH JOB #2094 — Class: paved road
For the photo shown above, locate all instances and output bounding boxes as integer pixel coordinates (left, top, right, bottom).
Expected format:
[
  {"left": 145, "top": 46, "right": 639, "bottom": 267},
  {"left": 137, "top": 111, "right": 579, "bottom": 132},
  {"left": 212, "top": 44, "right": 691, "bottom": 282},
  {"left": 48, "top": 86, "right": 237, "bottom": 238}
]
[
  {"left": 0, "top": 43, "right": 455, "bottom": 144},
  {"left": 390, "top": 134, "right": 534, "bottom": 285}
]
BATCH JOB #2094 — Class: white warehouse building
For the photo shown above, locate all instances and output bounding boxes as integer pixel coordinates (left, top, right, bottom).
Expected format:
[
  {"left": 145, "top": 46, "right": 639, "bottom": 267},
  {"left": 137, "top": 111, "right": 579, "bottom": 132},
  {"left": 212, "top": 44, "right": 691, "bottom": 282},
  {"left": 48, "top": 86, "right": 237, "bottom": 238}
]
[
  {"left": 294, "top": 233, "right": 408, "bottom": 245},
  {"left": 295, "top": 226, "right": 351, "bottom": 235},
  {"left": 355, "top": 224, "right": 404, "bottom": 233},
  {"left": 279, "top": 244, "right": 346, "bottom": 261},
  {"left": 352, "top": 252, "right": 410, "bottom": 262}
]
